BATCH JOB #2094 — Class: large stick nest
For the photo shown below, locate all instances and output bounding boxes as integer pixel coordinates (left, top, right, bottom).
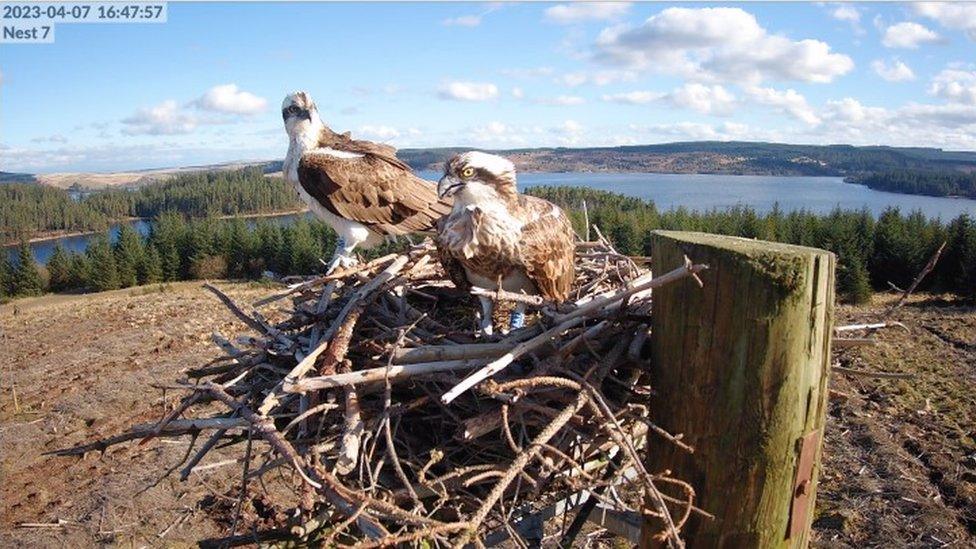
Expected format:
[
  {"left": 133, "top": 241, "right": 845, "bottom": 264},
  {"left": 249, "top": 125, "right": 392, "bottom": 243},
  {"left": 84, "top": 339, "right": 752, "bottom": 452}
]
[{"left": 54, "top": 235, "right": 709, "bottom": 547}]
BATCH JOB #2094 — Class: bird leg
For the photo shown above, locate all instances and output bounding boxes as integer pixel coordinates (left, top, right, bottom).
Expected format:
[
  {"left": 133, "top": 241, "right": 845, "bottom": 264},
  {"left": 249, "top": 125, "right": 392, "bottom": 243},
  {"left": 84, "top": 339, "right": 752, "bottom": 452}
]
[
  {"left": 324, "top": 237, "right": 359, "bottom": 275},
  {"left": 477, "top": 295, "right": 494, "bottom": 338},
  {"left": 508, "top": 303, "right": 527, "bottom": 331}
]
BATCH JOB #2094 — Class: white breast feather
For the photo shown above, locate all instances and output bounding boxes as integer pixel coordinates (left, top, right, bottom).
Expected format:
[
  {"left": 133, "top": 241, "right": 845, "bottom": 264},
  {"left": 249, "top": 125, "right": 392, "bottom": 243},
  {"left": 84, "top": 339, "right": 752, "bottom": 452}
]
[{"left": 284, "top": 144, "right": 378, "bottom": 248}]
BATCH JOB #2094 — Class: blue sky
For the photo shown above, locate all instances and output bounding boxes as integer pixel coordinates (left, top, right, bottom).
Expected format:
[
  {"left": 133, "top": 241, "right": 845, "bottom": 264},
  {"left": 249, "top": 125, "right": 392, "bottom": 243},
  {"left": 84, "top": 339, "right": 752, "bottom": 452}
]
[{"left": 2, "top": 1, "right": 976, "bottom": 173}]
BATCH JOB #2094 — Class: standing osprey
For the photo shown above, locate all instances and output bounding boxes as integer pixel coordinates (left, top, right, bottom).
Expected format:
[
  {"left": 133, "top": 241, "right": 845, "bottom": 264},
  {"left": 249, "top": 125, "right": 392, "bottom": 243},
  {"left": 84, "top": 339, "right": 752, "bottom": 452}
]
[
  {"left": 436, "top": 152, "right": 575, "bottom": 335},
  {"left": 281, "top": 91, "right": 451, "bottom": 273}
]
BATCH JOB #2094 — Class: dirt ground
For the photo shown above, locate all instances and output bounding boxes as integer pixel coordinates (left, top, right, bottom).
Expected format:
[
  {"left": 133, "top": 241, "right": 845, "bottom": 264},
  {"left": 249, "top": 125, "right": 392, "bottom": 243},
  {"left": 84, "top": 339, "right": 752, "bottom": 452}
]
[
  {"left": 1, "top": 286, "right": 974, "bottom": 547},
  {"left": 815, "top": 293, "right": 976, "bottom": 547},
  {"left": 0, "top": 282, "right": 279, "bottom": 548}
]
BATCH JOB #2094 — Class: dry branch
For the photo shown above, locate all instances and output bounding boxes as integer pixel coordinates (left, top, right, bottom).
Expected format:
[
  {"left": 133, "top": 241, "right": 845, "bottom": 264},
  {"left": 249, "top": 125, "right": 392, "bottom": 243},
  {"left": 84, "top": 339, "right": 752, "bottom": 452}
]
[{"left": 53, "top": 238, "right": 703, "bottom": 547}]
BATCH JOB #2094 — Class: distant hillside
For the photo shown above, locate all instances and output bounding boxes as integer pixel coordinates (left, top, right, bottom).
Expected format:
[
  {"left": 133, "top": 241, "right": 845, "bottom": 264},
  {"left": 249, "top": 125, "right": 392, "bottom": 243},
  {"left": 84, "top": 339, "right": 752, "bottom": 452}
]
[
  {"left": 397, "top": 141, "right": 976, "bottom": 176},
  {"left": 12, "top": 141, "right": 976, "bottom": 194},
  {"left": 25, "top": 161, "right": 280, "bottom": 191},
  {"left": 0, "top": 172, "right": 37, "bottom": 184}
]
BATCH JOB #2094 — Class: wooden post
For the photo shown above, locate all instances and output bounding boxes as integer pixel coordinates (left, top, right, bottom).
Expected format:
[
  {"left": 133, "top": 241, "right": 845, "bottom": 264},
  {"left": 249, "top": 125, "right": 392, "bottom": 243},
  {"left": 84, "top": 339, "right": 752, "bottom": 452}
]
[{"left": 643, "top": 231, "right": 835, "bottom": 548}]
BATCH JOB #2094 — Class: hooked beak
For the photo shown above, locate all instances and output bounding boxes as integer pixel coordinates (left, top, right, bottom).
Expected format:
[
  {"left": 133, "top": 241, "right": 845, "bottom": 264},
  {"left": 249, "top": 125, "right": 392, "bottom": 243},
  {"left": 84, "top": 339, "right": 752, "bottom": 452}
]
[
  {"left": 438, "top": 175, "right": 464, "bottom": 199},
  {"left": 282, "top": 108, "right": 312, "bottom": 123}
]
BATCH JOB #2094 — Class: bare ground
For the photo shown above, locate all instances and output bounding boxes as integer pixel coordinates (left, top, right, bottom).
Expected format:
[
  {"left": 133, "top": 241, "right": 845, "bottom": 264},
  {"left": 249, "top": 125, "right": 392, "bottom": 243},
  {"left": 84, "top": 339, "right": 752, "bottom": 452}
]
[
  {"left": 815, "top": 294, "right": 976, "bottom": 547},
  {"left": 0, "top": 286, "right": 974, "bottom": 547},
  {"left": 0, "top": 282, "right": 282, "bottom": 547}
]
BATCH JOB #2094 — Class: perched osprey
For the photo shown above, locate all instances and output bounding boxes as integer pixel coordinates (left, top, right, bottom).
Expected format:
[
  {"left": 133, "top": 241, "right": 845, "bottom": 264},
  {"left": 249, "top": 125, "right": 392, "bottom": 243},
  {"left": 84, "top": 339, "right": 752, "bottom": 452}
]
[
  {"left": 436, "top": 152, "right": 575, "bottom": 335},
  {"left": 281, "top": 91, "right": 451, "bottom": 272}
]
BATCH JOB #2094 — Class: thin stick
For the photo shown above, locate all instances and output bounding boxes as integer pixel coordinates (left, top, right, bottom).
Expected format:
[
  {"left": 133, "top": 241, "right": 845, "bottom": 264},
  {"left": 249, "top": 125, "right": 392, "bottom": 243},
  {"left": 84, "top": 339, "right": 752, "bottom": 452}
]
[
  {"left": 832, "top": 365, "right": 915, "bottom": 379},
  {"left": 285, "top": 359, "right": 488, "bottom": 393},
  {"left": 203, "top": 283, "right": 265, "bottom": 333},
  {"left": 884, "top": 240, "right": 946, "bottom": 319}
]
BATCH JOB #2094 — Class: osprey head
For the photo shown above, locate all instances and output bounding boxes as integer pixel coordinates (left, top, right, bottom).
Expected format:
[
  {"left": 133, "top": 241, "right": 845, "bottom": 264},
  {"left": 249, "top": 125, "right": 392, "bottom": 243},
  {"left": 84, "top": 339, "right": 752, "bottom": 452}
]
[
  {"left": 281, "top": 91, "right": 320, "bottom": 135},
  {"left": 438, "top": 151, "right": 517, "bottom": 203}
]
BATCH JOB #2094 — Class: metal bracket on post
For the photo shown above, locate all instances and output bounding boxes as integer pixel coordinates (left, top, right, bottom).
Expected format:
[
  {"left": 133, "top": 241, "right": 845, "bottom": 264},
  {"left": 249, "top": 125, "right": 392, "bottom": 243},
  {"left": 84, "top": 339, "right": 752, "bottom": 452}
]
[{"left": 787, "top": 429, "right": 821, "bottom": 540}]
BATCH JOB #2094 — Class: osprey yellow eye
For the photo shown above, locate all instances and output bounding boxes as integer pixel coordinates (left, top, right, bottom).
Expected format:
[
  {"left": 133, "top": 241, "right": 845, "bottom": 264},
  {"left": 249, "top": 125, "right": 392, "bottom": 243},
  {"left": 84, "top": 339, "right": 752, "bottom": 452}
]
[{"left": 461, "top": 167, "right": 475, "bottom": 178}]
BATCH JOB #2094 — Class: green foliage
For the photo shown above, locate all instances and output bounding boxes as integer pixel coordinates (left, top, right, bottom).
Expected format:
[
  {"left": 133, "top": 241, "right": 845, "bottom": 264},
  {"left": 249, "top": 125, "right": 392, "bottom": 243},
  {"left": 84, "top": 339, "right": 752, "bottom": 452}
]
[
  {"left": 0, "top": 184, "right": 109, "bottom": 242},
  {"left": 12, "top": 241, "right": 43, "bottom": 296},
  {"left": 114, "top": 225, "right": 144, "bottom": 288},
  {"left": 852, "top": 170, "right": 976, "bottom": 199},
  {"left": 528, "top": 186, "right": 974, "bottom": 302},
  {"left": 1, "top": 168, "right": 300, "bottom": 242},
  {"left": 0, "top": 253, "right": 12, "bottom": 298},
  {"left": 46, "top": 245, "right": 71, "bottom": 292},
  {"left": 139, "top": 245, "right": 164, "bottom": 285},
  {"left": 86, "top": 236, "right": 121, "bottom": 292},
  {"left": 67, "top": 253, "right": 92, "bottom": 290},
  {"left": 4, "top": 184, "right": 975, "bottom": 305}
]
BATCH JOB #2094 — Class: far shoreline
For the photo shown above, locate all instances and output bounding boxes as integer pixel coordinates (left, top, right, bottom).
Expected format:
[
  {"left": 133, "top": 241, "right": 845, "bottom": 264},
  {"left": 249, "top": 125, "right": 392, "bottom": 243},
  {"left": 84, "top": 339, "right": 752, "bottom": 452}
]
[{"left": 1, "top": 208, "right": 310, "bottom": 248}]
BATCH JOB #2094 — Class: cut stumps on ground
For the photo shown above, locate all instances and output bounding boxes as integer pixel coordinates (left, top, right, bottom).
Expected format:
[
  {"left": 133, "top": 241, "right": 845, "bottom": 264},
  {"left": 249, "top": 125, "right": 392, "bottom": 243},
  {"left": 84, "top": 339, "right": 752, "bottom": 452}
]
[{"left": 52, "top": 236, "right": 710, "bottom": 548}]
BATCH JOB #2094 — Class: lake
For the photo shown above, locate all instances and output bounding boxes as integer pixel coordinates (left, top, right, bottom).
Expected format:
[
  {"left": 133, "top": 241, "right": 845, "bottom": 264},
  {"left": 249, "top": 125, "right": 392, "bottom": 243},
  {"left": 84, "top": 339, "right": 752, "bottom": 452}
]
[{"left": 8, "top": 172, "right": 976, "bottom": 265}]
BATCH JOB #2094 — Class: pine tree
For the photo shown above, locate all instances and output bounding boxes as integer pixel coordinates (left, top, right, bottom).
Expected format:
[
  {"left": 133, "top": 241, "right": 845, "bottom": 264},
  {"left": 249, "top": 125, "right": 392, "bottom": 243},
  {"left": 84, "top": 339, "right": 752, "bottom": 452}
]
[
  {"left": 139, "top": 244, "right": 164, "bottom": 284},
  {"left": 67, "top": 253, "right": 92, "bottom": 290},
  {"left": 86, "top": 236, "right": 120, "bottom": 291},
  {"left": 114, "top": 225, "right": 144, "bottom": 288},
  {"left": 941, "top": 214, "right": 976, "bottom": 299},
  {"left": 0, "top": 253, "right": 12, "bottom": 299},
  {"left": 225, "top": 219, "right": 254, "bottom": 278},
  {"left": 837, "top": 256, "right": 873, "bottom": 304},
  {"left": 13, "top": 241, "right": 43, "bottom": 296},
  {"left": 149, "top": 212, "right": 186, "bottom": 281},
  {"left": 47, "top": 244, "right": 71, "bottom": 292},
  {"left": 288, "top": 221, "right": 323, "bottom": 275},
  {"left": 255, "top": 222, "right": 283, "bottom": 275}
]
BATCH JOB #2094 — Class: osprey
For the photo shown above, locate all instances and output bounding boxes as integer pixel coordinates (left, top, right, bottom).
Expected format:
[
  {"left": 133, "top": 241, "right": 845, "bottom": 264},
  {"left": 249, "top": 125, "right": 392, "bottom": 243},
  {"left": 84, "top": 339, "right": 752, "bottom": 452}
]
[
  {"left": 436, "top": 152, "right": 576, "bottom": 335},
  {"left": 281, "top": 91, "right": 451, "bottom": 273}
]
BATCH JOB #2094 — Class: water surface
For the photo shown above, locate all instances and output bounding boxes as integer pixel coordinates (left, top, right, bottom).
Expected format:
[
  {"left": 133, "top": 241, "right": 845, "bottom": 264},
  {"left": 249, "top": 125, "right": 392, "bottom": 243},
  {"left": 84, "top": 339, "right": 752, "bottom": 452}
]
[{"left": 9, "top": 172, "right": 976, "bottom": 265}]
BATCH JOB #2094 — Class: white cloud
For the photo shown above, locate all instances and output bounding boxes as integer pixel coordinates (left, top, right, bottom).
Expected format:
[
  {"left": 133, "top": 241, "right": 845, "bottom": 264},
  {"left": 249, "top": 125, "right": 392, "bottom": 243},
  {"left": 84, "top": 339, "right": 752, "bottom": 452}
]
[
  {"left": 511, "top": 87, "right": 524, "bottom": 99},
  {"left": 628, "top": 121, "right": 749, "bottom": 141},
  {"left": 601, "top": 90, "right": 664, "bottom": 104},
  {"left": 30, "top": 134, "right": 68, "bottom": 144},
  {"left": 561, "top": 120, "right": 583, "bottom": 133},
  {"left": 556, "top": 69, "right": 637, "bottom": 87},
  {"left": 553, "top": 120, "right": 584, "bottom": 145},
  {"left": 438, "top": 81, "right": 499, "bottom": 102},
  {"left": 443, "top": 15, "right": 482, "bottom": 27},
  {"left": 600, "top": 84, "right": 737, "bottom": 115},
  {"left": 914, "top": 2, "right": 976, "bottom": 41},
  {"left": 538, "top": 95, "right": 586, "bottom": 106},
  {"left": 829, "top": 5, "right": 863, "bottom": 34},
  {"left": 928, "top": 69, "right": 976, "bottom": 105},
  {"left": 744, "top": 86, "right": 820, "bottom": 125},
  {"left": 871, "top": 59, "right": 916, "bottom": 82},
  {"left": 499, "top": 67, "right": 555, "bottom": 79},
  {"left": 831, "top": 6, "right": 861, "bottom": 24},
  {"left": 121, "top": 100, "right": 197, "bottom": 135},
  {"left": 545, "top": 2, "right": 631, "bottom": 24},
  {"left": 593, "top": 7, "right": 854, "bottom": 84},
  {"left": 358, "top": 125, "right": 400, "bottom": 140},
  {"left": 193, "top": 84, "right": 267, "bottom": 115},
  {"left": 881, "top": 22, "right": 939, "bottom": 49},
  {"left": 807, "top": 97, "right": 976, "bottom": 149},
  {"left": 667, "top": 83, "right": 736, "bottom": 115}
]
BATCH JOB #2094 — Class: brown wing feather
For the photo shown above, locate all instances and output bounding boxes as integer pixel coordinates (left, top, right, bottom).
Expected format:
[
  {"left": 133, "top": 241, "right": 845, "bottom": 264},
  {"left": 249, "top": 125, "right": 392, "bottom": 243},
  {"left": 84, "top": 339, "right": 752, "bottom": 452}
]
[
  {"left": 516, "top": 196, "right": 576, "bottom": 301},
  {"left": 318, "top": 127, "right": 410, "bottom": 171},
  {"left": 297, "top": 152, "right": 451, "bottom": 235}
]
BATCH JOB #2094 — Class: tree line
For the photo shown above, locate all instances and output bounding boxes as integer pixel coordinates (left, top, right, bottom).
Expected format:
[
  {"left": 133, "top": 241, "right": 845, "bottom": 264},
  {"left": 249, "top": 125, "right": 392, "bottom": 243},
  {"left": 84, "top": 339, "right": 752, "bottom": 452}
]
[
  {"left": 851, "top": 170, "right": 976, "bottom": 199},
  {"left": 528, "top": 186, "right": 975, "bottom": 304},
  {"left": 2, "top": 186, "right": 974, "bottom": 304},
  {"left": 0, "top": 168, "right": 301, "bottom": 242}
]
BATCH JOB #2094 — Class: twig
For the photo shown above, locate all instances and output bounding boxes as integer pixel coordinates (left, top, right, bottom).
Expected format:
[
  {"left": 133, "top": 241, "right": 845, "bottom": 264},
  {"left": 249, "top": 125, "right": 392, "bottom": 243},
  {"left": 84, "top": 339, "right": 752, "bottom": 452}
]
[
  {"left": 884, "top": 240, "right": 946, "bottom": 319},
  {"left": 832, "top": 365, "right": 916, "bottom": 379}
]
